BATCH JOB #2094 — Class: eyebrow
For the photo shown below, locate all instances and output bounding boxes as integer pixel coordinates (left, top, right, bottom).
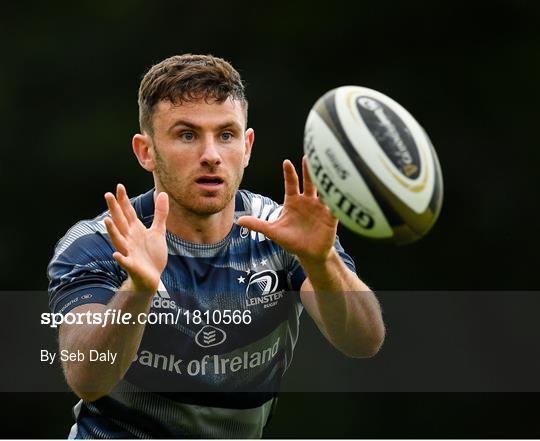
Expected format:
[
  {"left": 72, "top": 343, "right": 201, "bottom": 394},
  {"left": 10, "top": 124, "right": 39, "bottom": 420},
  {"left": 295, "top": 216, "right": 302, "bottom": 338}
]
[{"left": 168, "top": 120, "right": 242, "bottom": 133}]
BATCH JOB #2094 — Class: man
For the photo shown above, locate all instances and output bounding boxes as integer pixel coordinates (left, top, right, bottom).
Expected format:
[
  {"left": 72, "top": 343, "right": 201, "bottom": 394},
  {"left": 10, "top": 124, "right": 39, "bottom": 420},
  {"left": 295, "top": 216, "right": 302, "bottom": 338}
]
[{"left": 47, "top": 54, "right": 385, "bottom": 438}]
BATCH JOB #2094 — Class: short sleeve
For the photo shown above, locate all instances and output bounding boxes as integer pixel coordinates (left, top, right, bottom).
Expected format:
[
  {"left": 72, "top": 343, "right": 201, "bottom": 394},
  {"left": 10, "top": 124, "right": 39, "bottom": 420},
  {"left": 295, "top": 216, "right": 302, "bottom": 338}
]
[
  {"left": 47, "top": 220, "right": 126, "bottom": 314},
  {"left": 286, "top": 235, "right": 357, "bottom": 290}
]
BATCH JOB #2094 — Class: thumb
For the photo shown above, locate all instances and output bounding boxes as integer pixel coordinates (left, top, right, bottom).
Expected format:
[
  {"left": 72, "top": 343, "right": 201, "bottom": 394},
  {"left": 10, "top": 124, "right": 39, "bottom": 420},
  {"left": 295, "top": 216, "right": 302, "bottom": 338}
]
[
  {"left": 151, "top": 192, "right": 169, "bottom": 233},
  {"left": 237, "top": 216, "right": 273, "bottom": 238}
]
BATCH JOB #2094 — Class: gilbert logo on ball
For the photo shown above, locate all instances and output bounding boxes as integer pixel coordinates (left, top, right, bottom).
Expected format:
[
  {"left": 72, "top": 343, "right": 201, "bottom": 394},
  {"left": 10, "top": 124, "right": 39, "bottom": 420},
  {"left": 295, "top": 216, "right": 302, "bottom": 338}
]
[{"left": 304, "top": 86, "right": 443, "bottom": 245}]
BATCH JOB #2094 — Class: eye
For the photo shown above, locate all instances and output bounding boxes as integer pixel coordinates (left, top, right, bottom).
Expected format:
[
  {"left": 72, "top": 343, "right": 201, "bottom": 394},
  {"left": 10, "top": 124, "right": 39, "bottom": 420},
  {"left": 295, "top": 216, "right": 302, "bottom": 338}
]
[
  {"left": 220, "top": 132, "right": 234, "bottom": 141},
  {"left": 180, "top": 131, "right": 195, "bottom": 141}
]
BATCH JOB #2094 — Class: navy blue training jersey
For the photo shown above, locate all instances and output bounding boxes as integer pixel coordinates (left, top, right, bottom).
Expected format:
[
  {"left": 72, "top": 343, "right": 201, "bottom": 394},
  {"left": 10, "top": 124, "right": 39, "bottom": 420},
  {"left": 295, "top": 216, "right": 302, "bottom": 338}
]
[{"left": 47, "top": 188, "right": 356, "bottom": 439}]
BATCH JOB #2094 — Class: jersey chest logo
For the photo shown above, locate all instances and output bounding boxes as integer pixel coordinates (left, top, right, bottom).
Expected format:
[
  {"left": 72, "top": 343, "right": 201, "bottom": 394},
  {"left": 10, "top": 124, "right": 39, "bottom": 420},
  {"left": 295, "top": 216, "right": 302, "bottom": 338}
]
[
  {"left": 245, "top": 270, "right": 284, "bottom": 309},
  {"left": 195, "top": 325, "right": 227, "bottom": 348}
]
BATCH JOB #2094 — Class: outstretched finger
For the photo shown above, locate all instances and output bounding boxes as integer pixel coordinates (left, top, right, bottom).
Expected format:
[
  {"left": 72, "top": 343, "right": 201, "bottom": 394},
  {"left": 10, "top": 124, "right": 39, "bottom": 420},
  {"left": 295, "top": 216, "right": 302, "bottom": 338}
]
[
  {"left": 105, "top": 192, "right": 129, "bottom": 235},
  {"left": 104, "top": 217, "right": 129, "bottom": 255},
  {"left": 151, "top": 191, "right": 169, "bottom": 234},
  {"left": 116, "top": 183, "right": 137, "bottom": 224},
  {"left": 237, "top": 216, "right": 273, "bottom": 239},
  {"left": 283, "top": 160, "right": 300, "bottom": 197},
  {"left": 302, "top": 155, "right": 317, "bottom": 197},
  {"left": 112, "top": 251, "right": 133, "bottom": 273}
]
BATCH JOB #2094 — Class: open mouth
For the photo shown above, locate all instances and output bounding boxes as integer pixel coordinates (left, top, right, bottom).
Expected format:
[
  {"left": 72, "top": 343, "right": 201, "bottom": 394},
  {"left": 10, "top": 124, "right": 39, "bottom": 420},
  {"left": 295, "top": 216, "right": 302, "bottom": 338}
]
[
  {"left": 196, "top": 177, "right": 223, "bottom": 185},
  {"left": 195, "top": 176, "right": 224, "bottom": 187}
]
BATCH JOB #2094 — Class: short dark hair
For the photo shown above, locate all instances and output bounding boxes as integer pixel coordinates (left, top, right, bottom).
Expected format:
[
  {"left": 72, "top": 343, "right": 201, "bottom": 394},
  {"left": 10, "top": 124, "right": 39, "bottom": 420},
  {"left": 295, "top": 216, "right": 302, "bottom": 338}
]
[{"left": 138, "top": 54, "right": 247, "bottom": 135}]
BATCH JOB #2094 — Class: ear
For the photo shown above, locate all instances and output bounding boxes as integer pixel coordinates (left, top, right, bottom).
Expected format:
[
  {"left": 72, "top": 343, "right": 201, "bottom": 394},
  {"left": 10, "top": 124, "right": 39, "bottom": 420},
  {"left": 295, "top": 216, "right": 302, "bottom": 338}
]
[
  {"left": 243, "top": 128, "right": 254, "bottom": 168},
  {"left": 133, "top": 133, "right": 155, "bottom": 172}
]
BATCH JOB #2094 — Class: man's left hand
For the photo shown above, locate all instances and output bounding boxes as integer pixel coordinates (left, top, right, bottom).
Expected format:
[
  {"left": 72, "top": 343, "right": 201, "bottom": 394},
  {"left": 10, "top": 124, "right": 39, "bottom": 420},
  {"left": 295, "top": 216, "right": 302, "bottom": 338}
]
[{"left": 237, "top": 156, "right": 338, "bottom": 264}]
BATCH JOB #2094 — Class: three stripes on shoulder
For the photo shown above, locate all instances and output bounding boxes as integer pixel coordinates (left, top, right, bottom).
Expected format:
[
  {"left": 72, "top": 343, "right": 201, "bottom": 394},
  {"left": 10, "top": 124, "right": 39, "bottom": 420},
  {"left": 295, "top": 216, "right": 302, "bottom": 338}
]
[{"left": 246, "top": 197, "right": 283, "bottom": 242}]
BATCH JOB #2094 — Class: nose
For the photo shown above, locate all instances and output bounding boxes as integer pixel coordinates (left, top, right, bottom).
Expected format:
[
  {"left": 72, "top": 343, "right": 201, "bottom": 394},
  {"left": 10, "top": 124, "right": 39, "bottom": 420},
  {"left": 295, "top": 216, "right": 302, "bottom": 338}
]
[{"left": 199, "top": 135, "right": 222, "bottom": 167}]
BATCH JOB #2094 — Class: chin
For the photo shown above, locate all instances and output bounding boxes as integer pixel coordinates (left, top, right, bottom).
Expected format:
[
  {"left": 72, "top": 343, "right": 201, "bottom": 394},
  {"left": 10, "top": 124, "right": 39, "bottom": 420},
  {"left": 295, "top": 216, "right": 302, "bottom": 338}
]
[
  {"left": 194, "top": 204, "right": 226, "bottom": 216},
  {"left": 185, "top": 197, "right": 230, "bottom": 216},
  {"left": 170, "top": 185, "right": 237, "bottom": 216}
]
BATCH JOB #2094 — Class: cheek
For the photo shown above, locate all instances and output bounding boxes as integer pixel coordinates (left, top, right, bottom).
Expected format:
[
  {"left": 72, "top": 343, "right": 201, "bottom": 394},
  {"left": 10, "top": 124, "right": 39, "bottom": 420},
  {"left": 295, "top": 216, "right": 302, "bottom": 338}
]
[
  {"left": 157, "top": 148, "right": 192, "bottom": 174},
  {"left": 242, "top": 153, "right": 249, "bottom": 167},
  {"left": 230, "top": 156, "right": 247, "bottom": 177},
  {"left": 229, "top": 147, "right": 248, "bottom": 167}
]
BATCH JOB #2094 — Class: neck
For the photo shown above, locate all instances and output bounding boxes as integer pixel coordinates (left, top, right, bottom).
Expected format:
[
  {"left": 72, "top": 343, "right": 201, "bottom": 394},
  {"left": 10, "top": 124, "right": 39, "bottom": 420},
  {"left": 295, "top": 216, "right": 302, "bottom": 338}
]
[{"left": 156, "top": 192, "right": 235, "bottom": 244}]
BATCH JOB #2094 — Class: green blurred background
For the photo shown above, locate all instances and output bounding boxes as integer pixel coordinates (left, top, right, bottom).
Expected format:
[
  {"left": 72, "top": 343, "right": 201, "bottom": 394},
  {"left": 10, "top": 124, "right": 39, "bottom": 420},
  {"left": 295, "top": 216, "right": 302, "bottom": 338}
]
[{"left": 1, "top": 0, "right": 539, "bottom": 437}]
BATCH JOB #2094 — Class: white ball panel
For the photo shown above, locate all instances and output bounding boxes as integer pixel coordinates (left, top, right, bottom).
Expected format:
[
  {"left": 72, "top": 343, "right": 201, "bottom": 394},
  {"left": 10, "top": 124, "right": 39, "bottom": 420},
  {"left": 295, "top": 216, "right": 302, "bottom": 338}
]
[{"left": 305, "top": 110, "right": 394, "bottom": 238}]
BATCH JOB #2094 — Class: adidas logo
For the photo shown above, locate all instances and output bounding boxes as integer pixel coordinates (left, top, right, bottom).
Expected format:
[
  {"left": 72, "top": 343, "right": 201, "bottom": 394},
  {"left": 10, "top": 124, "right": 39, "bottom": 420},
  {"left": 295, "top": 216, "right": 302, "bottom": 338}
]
[
  {"left": 151, "top": 281, "right": 176, "bottom": 309},
  {"left": 152, "top": 295, "right": 176, "bottom": 310}
]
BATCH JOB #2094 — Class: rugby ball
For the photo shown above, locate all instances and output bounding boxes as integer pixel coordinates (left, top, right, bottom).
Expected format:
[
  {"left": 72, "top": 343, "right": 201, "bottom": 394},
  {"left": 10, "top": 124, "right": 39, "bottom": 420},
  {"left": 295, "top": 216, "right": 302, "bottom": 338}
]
[{"left": 304, "top": 86, "right": 443, "bottom": 245}]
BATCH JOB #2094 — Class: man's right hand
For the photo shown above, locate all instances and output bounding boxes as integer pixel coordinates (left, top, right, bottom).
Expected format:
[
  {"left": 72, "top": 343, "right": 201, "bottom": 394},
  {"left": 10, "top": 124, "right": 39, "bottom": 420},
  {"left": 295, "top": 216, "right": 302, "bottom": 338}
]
[{"left": 104, "top": 184, "right": 169, "bottom": 294}]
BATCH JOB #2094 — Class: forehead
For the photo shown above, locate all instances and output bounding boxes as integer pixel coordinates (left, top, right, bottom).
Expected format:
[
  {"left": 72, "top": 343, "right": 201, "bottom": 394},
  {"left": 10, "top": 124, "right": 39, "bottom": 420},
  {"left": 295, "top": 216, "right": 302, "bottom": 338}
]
[{"left": 152, "top": 97, "right": 246, "bottom": 131}]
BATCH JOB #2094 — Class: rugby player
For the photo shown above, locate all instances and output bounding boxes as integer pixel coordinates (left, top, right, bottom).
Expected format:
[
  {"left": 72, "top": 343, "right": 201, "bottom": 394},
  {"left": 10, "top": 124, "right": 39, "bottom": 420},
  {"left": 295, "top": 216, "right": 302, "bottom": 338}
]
[{"left": 47, "top": 54, "right": 385, "bottom": 438}]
